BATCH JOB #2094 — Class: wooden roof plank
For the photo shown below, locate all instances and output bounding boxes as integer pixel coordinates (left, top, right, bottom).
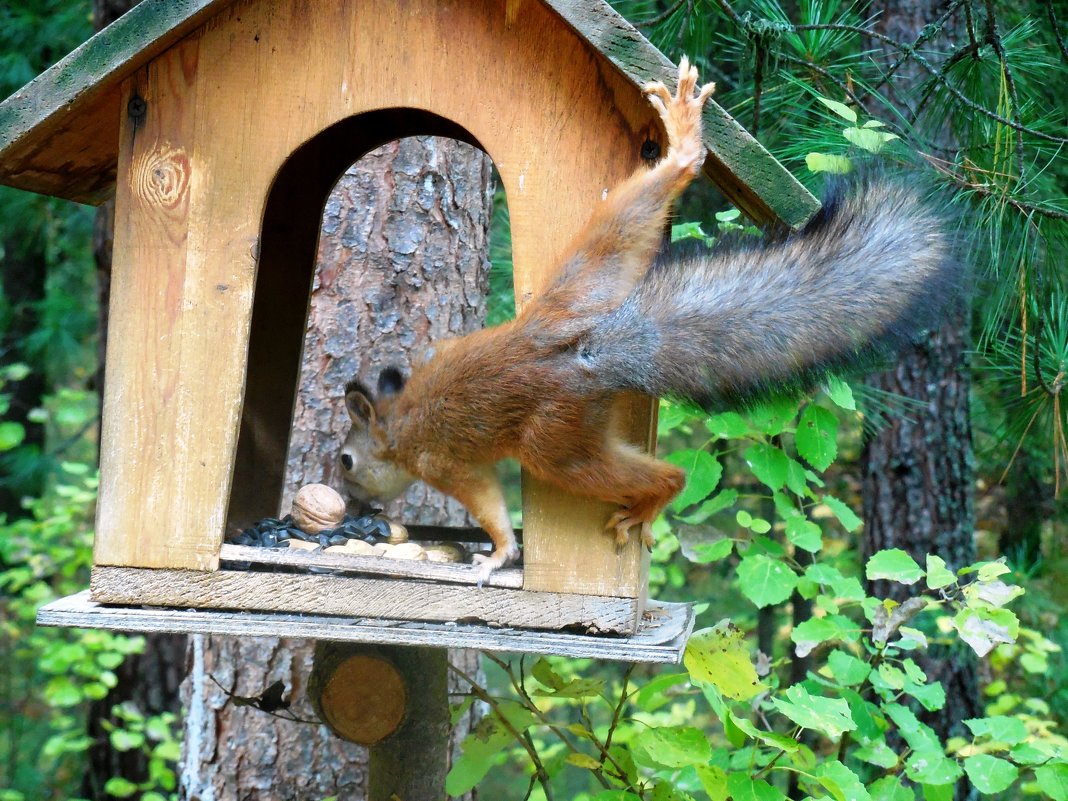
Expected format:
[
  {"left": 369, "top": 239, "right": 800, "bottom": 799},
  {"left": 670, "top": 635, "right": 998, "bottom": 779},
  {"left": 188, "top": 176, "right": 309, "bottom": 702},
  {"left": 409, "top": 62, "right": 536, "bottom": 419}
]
[
  {"left": 0, "top": 0, "right": 233, "bottom": 203},
  {"left": 0, "top": 0, "right": 818, "bottom": 225}
]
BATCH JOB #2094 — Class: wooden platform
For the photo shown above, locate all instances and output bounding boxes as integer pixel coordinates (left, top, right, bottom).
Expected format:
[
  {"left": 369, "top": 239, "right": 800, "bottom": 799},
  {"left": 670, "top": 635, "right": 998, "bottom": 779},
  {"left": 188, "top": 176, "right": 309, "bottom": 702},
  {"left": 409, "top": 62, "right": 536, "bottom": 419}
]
[{"left": 37, "top": 591, "right": 694, "bottom": 664}]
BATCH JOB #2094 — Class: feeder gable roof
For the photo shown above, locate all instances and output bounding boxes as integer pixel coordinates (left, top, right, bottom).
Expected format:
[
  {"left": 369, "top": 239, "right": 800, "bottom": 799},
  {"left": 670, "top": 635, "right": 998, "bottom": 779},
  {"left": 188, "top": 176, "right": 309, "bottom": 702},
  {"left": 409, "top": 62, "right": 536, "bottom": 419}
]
[{"left": 0, "top": 0, "right": 817, "bottom": 226}]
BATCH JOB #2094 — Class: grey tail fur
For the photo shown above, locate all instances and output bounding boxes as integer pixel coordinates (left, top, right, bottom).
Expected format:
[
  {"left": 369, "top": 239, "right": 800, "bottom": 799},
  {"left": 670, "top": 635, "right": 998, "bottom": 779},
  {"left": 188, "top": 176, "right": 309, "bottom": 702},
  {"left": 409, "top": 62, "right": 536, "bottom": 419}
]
[{"left": 578, "top": 171, "right": 960, "bottom": 409}]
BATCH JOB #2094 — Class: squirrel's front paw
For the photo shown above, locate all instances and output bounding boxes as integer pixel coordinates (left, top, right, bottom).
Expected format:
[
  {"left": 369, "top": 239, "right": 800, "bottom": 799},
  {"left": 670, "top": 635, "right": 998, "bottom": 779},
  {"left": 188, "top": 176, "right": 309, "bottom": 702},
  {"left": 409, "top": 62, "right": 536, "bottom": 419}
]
[{"left": 643, "top": 56, "right": 715, "bottom": 170}]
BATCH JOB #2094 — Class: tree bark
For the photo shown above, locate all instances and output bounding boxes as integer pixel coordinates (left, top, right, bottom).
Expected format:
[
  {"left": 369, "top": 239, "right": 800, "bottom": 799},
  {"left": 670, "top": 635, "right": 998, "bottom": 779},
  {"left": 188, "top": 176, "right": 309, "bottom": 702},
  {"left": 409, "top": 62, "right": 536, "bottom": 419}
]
[
  {"left": 861, "top": 3, "right": 980, "bottom": 797},
  {"left": 179, "top": 136, "right": 493, "bottom": 801}
]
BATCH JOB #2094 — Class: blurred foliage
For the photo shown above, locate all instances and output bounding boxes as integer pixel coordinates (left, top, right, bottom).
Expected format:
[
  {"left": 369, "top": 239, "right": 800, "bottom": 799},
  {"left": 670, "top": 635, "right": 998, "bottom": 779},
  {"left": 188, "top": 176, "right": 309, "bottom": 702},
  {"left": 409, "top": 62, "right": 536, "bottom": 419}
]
[{"left": 457, "top": 391, "right": 1067, "bottom": 800}]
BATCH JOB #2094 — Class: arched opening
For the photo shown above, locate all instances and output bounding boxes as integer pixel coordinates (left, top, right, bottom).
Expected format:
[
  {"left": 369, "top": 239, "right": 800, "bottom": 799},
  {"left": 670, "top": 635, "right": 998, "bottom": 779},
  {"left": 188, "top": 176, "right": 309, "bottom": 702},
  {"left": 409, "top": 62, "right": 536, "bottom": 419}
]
[{"left": 228, "top": 110, "right": 512, "bottom": 532}]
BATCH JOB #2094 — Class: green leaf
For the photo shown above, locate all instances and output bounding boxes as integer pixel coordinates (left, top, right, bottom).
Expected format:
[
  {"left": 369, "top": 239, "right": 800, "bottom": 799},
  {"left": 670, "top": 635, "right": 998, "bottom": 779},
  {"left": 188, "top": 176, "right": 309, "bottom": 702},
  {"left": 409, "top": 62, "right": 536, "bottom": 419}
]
[
  {"left": 1036, "top": 764, "right": 1068, "bottom": 801},
  {"left": 796, "top": 405, "right": 838, "bottom": 471},
  {"left": 109, "top": 729, "right": 145, "bottom": 752},
  {"left": 737, "top": 555, "right": 798, "bottom": 608},
  {"left": 791, "top": 615, "right": 860, "bottom": 657},
  {"left": 866, "top": 549, "right": 924, "bottom": 584},
  {"left": 684, "top": 620, "right": 764, "bottom": 701},
  {"left": 771, "top": 685, "right": 856, "bottom": 739},
  {"left": 103, "top": 778, "right": 139, "bottom": 799},
  {"left": 446, "top": 703, "right": 535, "bottom": 794},
  {"left": 786, "top": 516, "right": 822, "bottom": 552},
  {"left": 905, "top": 680, "right": 946, "bottom": 712},
  {"left": 855, "top": 740, "right": 901, "bottom": 769},
  {"left": 705, "top": 411, "right": 751, "bottom": 439},
  {"left": 531, "top": 658, "right": 563, "bottom": 690},
  {"left": 634, "top": 672, "right": 688, "bottom": 713},
  {"left": 631, "top": 725, "right": 711, "bottom": 769},
  {"left": 744, "top": 443, "right": 789, "bottom": 491},
  {"left": 925, "top": 555, "right": 956, "bottom": 589},
  {"left": 565, "top": 752, "right": 603, "bottom": 770},
  {"left": 963, "top": 755, "right": 1018, "bottom": 794},
  {"left": 976, "top": 561, "right": 1010, "bottom": 581},
  {"left": 905, "top": 749, "right": 963, "bottom": 785},
  {"left": 0, "top": 421, "right": 25, "bottom": 451},
  {"left": 671, "top": 221, "right": 711, "bottom": 243},
  {"left": 963, "top": 716, "right": 1027, "bottom": 744},
  {"left": 690, "top": 537, "right": 734, "bottom": 563},
  {"left": 806, "top": 152, "right": 853, "bottom": 174},
  {"left": 922, "top": 784, "right": 954, "bottom": 801},
  {"left": 824, "top": 377, "right": 856, "bottom": 410},
  {"left": 817, "top": 96, "right": 858, "bottom": 122},
  {"left": 822, "top": 495, "right": 862, "bottom": 532},
  {"left": 696, "top": 765, "right": 729, "bottom": 801},
  {"left": 44, "top": 676, "right": 83, "bottom": 707},
  {"left": 785, "top": 458, "right": 810, "bottom": 495},
  {"left": 678, "top": 489, "right": 739, "bottom": 525},
  {"left": 817, "top": 760, "right": 871, "bottom": 801},
  {"left": 666, "top": 450, "right": 722, "bottom": 510},
  {"left": 747, "top": 397, "right": 800, "bottom": 435},
  {"left": 882, "top": 703, "right": 941, "bottom": 752},
  {"left": 876, "top": 663, "right": 906, "bottom": 690},
  {"left": 727, "top": 773, "right": 787, "bottom": 801},
  {"left": 827, "top": 649, "right": 871, "bottom": 685},
  {"left": 842, "top": 125, "right": 898, "bottom": 153},
  {"left": 869, "top": 776, "right": 915, "bottom": 801}
]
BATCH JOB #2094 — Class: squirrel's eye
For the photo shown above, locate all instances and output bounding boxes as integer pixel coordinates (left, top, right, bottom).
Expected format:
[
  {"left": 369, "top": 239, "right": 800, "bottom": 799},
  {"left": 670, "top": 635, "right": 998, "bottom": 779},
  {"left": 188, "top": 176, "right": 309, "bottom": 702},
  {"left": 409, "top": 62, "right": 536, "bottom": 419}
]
[{"left": 341, "top": 454, "right": 354, "bottom": 470}]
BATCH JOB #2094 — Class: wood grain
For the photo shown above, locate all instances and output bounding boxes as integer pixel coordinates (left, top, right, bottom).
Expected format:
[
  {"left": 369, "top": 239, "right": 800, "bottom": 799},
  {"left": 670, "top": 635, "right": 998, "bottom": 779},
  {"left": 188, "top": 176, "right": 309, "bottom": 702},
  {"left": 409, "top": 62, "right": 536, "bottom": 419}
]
[
  {"left": 40, "top": 590, "right": 693, "bottom": 663},
  {"left": 309, "top": 652, "right": 408, "bottom": 746},
  {"left": 95, "top": 36, "right": 231, "bottom": 571},
  {"left": 89, "top": 566, "right": 642, "bottom": 634}
]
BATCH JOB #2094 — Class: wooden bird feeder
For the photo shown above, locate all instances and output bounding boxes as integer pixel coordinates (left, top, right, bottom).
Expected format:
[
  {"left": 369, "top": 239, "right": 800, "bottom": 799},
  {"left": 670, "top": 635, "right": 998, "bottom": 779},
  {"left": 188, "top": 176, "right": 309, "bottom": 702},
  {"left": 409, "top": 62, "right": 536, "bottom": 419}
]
[{"left": 4, "top": 0, "right": 817, "bottom": 662}]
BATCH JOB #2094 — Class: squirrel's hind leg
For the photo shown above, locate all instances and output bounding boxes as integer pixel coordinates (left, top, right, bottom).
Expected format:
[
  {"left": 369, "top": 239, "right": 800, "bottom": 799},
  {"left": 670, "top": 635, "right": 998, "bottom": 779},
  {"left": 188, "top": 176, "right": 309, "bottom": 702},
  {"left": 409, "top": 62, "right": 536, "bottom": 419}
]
[{"left": 530, "top": 441, "right": 685, "bottom": 552}]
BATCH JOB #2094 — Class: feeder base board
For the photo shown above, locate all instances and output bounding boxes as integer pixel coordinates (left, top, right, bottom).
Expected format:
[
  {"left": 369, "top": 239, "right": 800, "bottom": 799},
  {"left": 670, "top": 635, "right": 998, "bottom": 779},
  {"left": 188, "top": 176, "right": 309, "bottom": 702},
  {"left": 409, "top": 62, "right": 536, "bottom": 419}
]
[
  {"left": 89, "top": 566, "right": 643, "bottom": 634},
  {"left": 38, "top": 590, "right": 694, "bottom": 664}
]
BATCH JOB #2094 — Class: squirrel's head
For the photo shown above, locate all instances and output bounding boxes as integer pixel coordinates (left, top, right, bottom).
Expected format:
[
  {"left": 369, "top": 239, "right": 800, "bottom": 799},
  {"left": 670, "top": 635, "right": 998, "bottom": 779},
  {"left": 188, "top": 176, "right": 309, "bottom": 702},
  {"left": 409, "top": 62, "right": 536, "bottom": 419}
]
[{"left": 339, "top": 367, "right": 415, "bottom": 506}]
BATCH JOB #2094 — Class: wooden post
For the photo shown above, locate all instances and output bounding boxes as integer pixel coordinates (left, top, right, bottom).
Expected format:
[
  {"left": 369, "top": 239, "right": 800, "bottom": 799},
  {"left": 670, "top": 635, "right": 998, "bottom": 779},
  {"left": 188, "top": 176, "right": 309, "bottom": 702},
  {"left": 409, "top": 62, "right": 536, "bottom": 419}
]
[{"left": 310, "top": 644, "right": 451, "bottom": 800}]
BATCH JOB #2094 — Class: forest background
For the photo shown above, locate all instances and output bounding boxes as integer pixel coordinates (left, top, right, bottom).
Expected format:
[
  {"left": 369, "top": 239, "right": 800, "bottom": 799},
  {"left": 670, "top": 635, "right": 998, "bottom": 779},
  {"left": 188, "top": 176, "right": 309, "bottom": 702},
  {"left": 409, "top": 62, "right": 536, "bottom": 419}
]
[{"left": 0, "top": 0, "right": 1066, "bottom": 799}]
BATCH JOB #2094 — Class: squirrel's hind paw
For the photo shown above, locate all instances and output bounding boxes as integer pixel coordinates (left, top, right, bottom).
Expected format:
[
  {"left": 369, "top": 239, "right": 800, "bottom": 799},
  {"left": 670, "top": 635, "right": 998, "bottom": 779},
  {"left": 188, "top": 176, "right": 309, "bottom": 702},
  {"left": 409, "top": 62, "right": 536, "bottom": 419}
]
[
  {"left": 606, "top": 511, "right": 654, "bottom": 551},
  {"left": 472, "top": 544, "right": 520, "bottom": 586}
]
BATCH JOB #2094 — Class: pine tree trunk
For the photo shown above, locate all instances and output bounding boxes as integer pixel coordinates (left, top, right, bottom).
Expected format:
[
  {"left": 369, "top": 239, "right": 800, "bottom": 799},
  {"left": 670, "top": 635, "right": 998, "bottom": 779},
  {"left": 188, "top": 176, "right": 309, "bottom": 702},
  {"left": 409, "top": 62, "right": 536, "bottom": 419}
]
[
  {"left": 861, "top": 3, "right": 980, "bottom": 797},
  {"left": 179, "top": 136, "right": 493, "bottom": 800}
]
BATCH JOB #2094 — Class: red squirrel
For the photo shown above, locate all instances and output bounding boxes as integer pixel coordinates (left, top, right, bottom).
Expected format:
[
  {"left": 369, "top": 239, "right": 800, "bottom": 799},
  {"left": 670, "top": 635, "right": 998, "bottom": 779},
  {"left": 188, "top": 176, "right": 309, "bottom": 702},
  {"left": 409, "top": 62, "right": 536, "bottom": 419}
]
[{"left": 339, "top": 59, "right": 955, "bottom": 581}]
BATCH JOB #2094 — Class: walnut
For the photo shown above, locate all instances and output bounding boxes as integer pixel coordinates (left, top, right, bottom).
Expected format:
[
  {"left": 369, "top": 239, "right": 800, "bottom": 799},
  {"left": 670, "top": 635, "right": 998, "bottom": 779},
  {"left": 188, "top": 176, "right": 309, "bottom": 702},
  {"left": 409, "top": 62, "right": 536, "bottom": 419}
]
[{"left": 291, "top": 484, "right": 346, "bottom": 534}]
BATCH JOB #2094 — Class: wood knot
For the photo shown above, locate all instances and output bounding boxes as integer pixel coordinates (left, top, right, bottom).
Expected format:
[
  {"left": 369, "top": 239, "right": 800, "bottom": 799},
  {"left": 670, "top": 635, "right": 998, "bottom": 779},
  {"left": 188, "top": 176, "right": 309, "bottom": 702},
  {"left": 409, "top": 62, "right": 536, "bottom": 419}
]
[{"left": 133, "top": 144, "right": 191, "bottom": 213}]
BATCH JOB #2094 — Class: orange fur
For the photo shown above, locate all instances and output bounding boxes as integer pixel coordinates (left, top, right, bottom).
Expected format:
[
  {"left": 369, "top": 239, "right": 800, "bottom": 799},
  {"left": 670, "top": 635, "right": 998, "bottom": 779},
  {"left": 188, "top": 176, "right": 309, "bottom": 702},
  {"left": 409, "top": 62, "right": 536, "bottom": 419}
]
[{"left": 342, "top": 60, "right": 714, "bottom": 579}]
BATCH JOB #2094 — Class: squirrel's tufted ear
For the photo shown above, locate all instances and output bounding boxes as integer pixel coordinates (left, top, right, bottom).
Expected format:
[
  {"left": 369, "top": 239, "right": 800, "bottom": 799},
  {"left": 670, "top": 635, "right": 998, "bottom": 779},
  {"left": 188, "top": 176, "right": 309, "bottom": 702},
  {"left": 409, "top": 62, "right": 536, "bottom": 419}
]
[
  {"left": 344, "top": 380, "right": 376, "bottom": 428},
  {"left": 378, "top": 366, "right": 406, "bottom": 397}
]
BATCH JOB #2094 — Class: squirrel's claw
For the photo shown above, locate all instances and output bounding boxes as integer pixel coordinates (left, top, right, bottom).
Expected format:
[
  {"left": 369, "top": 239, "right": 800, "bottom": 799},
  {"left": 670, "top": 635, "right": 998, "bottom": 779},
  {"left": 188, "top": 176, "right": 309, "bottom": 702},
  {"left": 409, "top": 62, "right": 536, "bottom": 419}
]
[
  {"left": 606, "top": 510, "right": 655, "bottom": 551},
  {"left": 472, "top": 544, "right": 520, "bottom": 587}
]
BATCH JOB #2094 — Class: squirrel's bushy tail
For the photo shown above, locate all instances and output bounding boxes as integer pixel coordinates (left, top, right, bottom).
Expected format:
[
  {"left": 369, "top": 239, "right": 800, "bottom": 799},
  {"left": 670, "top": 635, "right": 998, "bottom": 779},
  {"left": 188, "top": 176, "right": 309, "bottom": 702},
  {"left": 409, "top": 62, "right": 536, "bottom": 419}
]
[{"left": 582, "top": 172, "right": 960, "bottom": 408}]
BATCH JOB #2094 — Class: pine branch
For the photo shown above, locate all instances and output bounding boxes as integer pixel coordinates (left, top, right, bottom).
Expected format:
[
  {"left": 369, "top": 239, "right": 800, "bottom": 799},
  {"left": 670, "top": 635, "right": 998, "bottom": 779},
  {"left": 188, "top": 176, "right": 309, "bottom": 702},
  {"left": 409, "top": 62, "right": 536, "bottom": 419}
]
[
  {"left": 633, "top": 0, "right": 687, "bottom": 29},
  {"left": 982, "top": 0, "right": 1026, "bottom": 175},
  {"left": 1045, "top": 0, "right": 1068, "bottom": 64},
  {"left": 792, "top": 23, "right": 1068, "bottom": 144}
]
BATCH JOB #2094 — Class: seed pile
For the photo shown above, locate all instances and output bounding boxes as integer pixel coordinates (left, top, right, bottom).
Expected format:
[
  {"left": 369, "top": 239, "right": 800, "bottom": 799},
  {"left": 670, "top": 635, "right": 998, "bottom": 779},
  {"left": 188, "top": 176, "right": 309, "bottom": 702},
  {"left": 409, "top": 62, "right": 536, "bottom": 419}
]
[{"left": 230, "top": 513, "right": 392, "bottom": 549}]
